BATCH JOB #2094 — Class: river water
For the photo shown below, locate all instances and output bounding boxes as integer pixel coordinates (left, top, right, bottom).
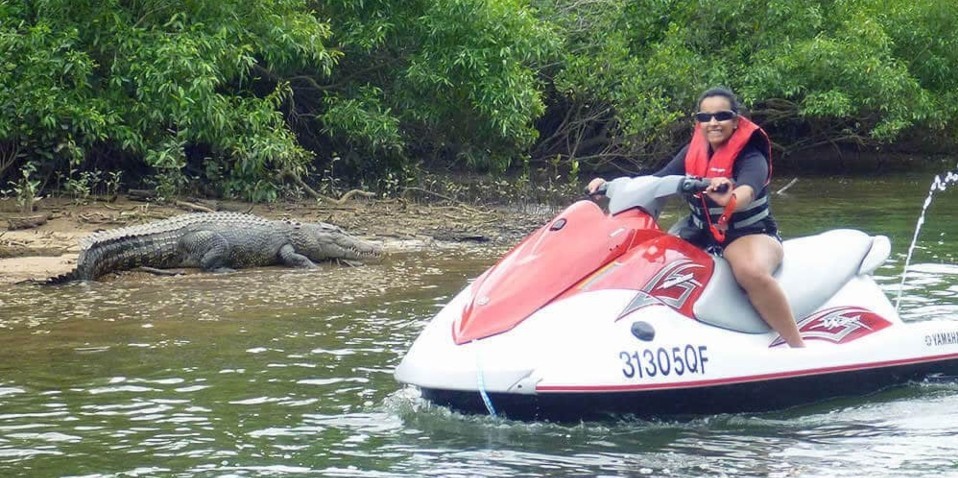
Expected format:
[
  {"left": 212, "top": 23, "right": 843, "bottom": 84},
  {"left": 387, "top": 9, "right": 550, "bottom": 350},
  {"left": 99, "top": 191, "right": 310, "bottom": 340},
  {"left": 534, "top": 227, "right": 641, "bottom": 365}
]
[{"left": 0, "top": 173, "right": 956, "bottom": 477}]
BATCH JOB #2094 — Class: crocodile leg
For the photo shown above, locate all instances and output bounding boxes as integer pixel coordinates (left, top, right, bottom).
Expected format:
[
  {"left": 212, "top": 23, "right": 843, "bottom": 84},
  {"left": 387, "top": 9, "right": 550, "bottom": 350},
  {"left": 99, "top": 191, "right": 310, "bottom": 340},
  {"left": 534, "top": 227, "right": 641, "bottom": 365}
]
[
  {"left": 278, "top": 244, "right": 318, "bottom": 268},
  {"left": 180, "top": 231, "right": 235, "bottom": 273}
]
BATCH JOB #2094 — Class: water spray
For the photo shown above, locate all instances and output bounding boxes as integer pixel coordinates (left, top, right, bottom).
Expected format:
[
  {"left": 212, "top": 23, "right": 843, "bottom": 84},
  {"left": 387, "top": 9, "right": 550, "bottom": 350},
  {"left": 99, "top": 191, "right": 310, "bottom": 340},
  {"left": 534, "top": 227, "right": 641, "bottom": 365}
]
[{"left": 895, "top": 168, "right": 958, "bottom": 312}]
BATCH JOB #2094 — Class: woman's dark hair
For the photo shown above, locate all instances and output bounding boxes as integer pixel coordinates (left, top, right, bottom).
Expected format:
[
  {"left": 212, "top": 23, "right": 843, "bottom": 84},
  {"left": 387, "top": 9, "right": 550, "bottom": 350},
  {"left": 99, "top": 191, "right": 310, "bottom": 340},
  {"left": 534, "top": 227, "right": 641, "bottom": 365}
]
[{"left": 697, "top": 87, "right": 743, "bottom": 113}]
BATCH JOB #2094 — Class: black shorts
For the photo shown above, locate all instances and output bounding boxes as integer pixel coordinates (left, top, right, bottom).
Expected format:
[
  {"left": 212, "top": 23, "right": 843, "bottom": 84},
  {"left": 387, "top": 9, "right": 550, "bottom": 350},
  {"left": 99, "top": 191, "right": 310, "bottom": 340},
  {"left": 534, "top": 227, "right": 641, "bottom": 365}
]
[{"left": 676, "top": 217, "right": 781, "bottom": 255}]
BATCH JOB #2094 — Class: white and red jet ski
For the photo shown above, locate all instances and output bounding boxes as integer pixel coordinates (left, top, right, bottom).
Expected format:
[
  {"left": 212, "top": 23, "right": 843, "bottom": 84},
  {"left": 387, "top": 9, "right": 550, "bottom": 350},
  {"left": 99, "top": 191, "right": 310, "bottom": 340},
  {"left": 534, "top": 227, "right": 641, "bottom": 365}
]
[{"left": 394, "top": 175, "right": 958, "bottom": 421}]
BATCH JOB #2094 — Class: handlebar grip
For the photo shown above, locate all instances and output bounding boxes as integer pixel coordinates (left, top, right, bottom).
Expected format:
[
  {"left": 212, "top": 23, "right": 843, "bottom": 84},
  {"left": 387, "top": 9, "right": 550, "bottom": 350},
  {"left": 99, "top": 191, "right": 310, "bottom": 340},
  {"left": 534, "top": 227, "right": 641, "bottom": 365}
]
[
  {"left": 679, "top": 177, "right": 730, "bottom": 195},
  {"left": 585, "top": 182, "right": 608, "bottom": 197},
  {"left": 679, "top": 177, "right": 711, "bottom": 194}
]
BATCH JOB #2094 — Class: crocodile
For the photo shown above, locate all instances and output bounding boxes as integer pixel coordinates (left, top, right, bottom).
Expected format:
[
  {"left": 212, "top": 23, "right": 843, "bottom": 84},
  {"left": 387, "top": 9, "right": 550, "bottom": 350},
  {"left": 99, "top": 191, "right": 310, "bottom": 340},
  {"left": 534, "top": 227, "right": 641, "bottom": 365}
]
[{"left": 47, "top": 212, "right": 382, "bottom": 283}]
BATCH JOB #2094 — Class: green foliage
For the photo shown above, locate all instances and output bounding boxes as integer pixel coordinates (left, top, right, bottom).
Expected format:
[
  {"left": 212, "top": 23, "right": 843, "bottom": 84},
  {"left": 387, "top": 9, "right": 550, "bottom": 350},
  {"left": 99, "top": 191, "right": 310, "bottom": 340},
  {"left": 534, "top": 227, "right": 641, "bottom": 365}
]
[
  {"left": 743, "top": 1, "right": 937, "bottom": 143},
  {"left": 320, "top": 86, "right": 403, "bottom": 153},
  {"left": 309, "top": 0, "right": 559, "bottom": 176},
  {"left": 63, "top": 170, "right": 95, "bottom": 202},
  {"left": 536, "top": 0, "right": 958, "bottom": 171},
  {"left": 56, "top": 165, "right": 121, "bottom": 201},
  {"left": 2, "top": 0, "right": 958, "bottom": 200},
  {"left": 8, "top": 160, "right": 40, "bottom": 213},
  {"left": 406, "top": 0, "right": 552, "bottom": 147},
  {"left": 0, "top": 0, "right": 335, "bottom": 200}
]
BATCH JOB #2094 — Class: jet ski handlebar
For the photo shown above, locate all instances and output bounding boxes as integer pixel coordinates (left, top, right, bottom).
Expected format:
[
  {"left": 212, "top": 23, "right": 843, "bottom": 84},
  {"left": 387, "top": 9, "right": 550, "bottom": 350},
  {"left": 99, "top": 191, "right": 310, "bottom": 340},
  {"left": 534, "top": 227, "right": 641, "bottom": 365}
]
[
  {"left": 679, "top": 177, "right": 732, "bottom": 195},
  {"left": 586, "top": 176, "right": 722, "bottom": 198},
  {"left": 679, "top": 177, "right": 712, "bottom": 195},
  {"left": 598, "top": 175, "right": 730, "bottom": 217},
  {"left": 588, "top": 182, "right": 609, "bottom": 196}
]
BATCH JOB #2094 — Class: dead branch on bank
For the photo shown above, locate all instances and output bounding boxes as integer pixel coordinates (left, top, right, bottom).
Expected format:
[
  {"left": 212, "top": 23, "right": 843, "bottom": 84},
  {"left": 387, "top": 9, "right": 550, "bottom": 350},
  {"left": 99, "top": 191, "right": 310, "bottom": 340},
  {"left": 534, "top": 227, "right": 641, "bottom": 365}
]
[
  {"left": 126, "top": 189, "right": 156, "bottom": 201},
  {"left": 126, "top": 189, "right": 217, "bottom": 213},
  {"left": 6, "top": 213, "right": 50, "bottom": 230},
  {"left": 328, "top": 189, "right": 376, "bottom": 204},
  {"left": 401, "top": 187, "right": 485, "bottom": 216},
  {"left": 282, "top": 171, "right": 376, "bottom": 205},
  {"left": 173, "top": 200, "right": 216, "bottom": 213}
]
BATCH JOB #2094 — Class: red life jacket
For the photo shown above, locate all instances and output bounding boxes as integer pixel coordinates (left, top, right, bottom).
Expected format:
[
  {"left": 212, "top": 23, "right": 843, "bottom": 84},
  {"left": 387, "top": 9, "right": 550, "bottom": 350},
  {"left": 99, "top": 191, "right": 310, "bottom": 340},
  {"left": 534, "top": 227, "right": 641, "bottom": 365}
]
[
  {"left": 684, "top": 116, "right": 772, "bottom": 182},
  {"left": 683, "top": 116, "right": 774, "bottom": 241}
]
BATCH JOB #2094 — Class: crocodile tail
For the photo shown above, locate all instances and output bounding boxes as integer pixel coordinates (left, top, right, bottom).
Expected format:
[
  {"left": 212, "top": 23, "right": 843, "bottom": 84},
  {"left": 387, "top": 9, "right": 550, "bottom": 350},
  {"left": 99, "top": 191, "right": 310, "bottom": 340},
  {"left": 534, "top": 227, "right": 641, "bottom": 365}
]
[
  {"left": 43, "top": 270, "right": 80, "bottom": 285},
  {"left": 75, "top": 231, "right": 182, "bottom": 280}
]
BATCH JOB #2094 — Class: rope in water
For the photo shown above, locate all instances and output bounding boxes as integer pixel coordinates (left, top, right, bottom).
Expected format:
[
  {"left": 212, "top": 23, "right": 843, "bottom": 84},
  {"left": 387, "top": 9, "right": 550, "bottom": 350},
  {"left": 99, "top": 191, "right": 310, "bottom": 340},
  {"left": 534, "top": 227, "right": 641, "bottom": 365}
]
[{"left": 473, "top": 339, "right": 498, "bottom": 417}]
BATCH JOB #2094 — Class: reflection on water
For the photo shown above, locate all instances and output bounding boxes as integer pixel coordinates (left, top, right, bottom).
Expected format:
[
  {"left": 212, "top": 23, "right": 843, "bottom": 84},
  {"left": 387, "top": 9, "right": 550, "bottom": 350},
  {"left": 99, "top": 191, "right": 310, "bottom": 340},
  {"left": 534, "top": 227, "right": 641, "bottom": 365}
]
[
  {"left": 893, "top": 262, "right": 958, "bottom": 322},
  {"left": 0, "top": 175, "right": 955, "bottom": 477}
]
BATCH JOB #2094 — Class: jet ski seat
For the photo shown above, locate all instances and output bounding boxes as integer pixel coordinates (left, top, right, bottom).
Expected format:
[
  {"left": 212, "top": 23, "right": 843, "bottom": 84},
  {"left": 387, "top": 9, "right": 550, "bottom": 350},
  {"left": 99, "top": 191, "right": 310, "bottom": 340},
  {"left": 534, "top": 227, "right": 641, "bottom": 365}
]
[{"left": 693, "top": 229, "right": 891, "bottom": 333}]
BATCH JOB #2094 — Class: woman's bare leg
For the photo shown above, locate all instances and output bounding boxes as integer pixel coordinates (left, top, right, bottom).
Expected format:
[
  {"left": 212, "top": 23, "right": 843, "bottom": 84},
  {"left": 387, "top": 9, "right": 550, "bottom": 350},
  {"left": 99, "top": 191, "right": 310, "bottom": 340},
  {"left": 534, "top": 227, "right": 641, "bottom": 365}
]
[{"left": 723, "top": 234, "right": 806, "bottom": 348}]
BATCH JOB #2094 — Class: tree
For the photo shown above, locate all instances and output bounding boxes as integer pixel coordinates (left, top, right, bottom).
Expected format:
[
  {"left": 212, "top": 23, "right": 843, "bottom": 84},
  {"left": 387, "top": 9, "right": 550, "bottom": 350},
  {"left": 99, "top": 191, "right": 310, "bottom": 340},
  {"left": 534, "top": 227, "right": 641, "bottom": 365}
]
[
  {"left": 299, "top": 0, "right": 559, "bottom": 182},
  {"left": 0, "top": 0, "right": 338, "bottom": 200},
  {"left": 532, "top": 0, "right": 958, "bottom": 173}
]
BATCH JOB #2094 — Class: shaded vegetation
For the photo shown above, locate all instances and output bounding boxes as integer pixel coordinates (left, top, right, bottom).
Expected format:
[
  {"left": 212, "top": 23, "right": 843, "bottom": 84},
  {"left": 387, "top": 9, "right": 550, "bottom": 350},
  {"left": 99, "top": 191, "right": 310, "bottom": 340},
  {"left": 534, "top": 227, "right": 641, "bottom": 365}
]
[
  {"left": 536, "top": 0, "right": 958, "bottom": 173},
  {"left": 1, "top": 0, "right": 956, "bottom": 202}
]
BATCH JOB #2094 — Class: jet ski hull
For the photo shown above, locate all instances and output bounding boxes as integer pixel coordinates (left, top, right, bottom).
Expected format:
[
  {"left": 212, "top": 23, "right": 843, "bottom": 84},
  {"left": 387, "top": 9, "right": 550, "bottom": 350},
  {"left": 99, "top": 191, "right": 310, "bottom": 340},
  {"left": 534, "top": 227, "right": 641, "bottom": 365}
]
[
  {"left": 418, "top": 355, "right": 958, "bottom": 421},
  {"left": 393, "top": 177, "right": 958, "bottom": 421}
]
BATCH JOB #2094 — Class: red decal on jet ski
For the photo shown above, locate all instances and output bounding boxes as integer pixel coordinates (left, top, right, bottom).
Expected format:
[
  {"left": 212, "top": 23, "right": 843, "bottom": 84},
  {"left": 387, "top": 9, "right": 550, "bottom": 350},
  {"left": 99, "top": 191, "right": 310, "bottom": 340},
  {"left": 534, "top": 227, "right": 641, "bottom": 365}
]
[
  {"left": 771, "top": 306, "right": 892, "bottom": 347},
  {"left": 617, "top": 258, "right": 706, "bottom": 318}
]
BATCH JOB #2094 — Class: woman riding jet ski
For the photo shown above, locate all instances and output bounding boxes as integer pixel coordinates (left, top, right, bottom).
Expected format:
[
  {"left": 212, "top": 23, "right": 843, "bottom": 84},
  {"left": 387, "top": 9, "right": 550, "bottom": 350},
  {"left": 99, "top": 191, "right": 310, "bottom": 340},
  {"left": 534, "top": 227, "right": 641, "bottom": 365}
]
[
  {"left": 590, "top": 87, "right": 805, "bottom": 349},
  {"left": 393, "top": 89, "right": 958, "bottom": 421}
]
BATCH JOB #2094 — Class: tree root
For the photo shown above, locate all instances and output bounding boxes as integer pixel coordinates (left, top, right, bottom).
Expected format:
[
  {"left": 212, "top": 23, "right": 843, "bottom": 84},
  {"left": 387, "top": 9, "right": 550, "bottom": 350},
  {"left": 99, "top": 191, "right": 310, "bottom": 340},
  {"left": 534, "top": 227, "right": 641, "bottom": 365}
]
[
  {"left": 283, "top": 171, "right": 376, "bottom": 205},
  {"left": 401, "top": 187, "right": 485, "bottom": 215}
]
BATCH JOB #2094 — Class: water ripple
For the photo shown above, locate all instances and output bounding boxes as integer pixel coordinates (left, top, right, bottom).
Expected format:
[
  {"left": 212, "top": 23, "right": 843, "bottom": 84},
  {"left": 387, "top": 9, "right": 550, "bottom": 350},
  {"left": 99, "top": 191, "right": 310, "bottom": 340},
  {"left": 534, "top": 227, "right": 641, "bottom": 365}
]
[{"left": 0, "top": 194, "right": 956, "bottom": 477}]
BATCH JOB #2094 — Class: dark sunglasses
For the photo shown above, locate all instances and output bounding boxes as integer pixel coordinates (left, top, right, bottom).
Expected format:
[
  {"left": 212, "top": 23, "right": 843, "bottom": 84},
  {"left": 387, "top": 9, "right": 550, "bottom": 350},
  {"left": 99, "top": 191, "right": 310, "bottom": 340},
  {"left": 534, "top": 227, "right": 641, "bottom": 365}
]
[{"left": 694, "top": 110, "right": 737, "bottom": 122}]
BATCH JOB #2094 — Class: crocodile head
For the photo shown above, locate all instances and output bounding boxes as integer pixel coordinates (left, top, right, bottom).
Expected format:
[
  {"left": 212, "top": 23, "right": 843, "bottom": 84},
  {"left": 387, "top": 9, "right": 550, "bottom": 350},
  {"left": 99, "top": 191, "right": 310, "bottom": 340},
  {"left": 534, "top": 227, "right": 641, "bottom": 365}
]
[{"left": 291, "top": 221, "right": 383, "bottom": 263}]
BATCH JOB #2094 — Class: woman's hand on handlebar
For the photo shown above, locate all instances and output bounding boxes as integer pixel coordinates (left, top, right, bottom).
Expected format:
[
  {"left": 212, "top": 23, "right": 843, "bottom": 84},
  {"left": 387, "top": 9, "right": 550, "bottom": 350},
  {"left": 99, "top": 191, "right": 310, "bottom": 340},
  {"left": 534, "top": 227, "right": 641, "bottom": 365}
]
[
  {"left": 586, "top": 178, "right": 607, "bottom": 197},
  {"left": 705, "top": 177, "right": 734, "bottom": 205}
]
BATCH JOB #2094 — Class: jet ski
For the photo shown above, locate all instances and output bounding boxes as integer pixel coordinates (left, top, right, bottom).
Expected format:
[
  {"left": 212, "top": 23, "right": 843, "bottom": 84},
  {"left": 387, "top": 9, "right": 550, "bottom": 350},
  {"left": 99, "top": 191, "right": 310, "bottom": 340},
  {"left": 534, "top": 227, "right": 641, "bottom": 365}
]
[{"left": 393, "top": 175, "right": 958, "bottom": 421}]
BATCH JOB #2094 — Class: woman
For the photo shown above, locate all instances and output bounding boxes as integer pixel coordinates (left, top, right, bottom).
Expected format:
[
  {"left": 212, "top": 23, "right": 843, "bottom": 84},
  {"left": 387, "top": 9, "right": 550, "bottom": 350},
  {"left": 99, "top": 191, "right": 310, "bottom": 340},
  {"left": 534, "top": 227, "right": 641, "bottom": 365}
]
[{"left": 587, "top": 87, "right": 805, "bottom": 348}]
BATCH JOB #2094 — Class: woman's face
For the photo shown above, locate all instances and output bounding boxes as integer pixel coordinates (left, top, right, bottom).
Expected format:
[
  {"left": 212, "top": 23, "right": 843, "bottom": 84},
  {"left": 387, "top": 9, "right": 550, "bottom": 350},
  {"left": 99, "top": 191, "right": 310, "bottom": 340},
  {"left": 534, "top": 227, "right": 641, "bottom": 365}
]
[{"left": 697, "top": 96, "right": 739, "bottom": 148}]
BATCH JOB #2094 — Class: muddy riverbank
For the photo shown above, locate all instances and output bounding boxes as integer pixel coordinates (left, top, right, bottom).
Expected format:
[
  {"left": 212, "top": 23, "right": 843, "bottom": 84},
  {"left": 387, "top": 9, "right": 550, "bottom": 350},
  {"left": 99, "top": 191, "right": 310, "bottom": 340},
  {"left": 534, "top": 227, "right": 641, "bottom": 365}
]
[{"left": 0, "top": 195, "right": 554, "bottom": 285}]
